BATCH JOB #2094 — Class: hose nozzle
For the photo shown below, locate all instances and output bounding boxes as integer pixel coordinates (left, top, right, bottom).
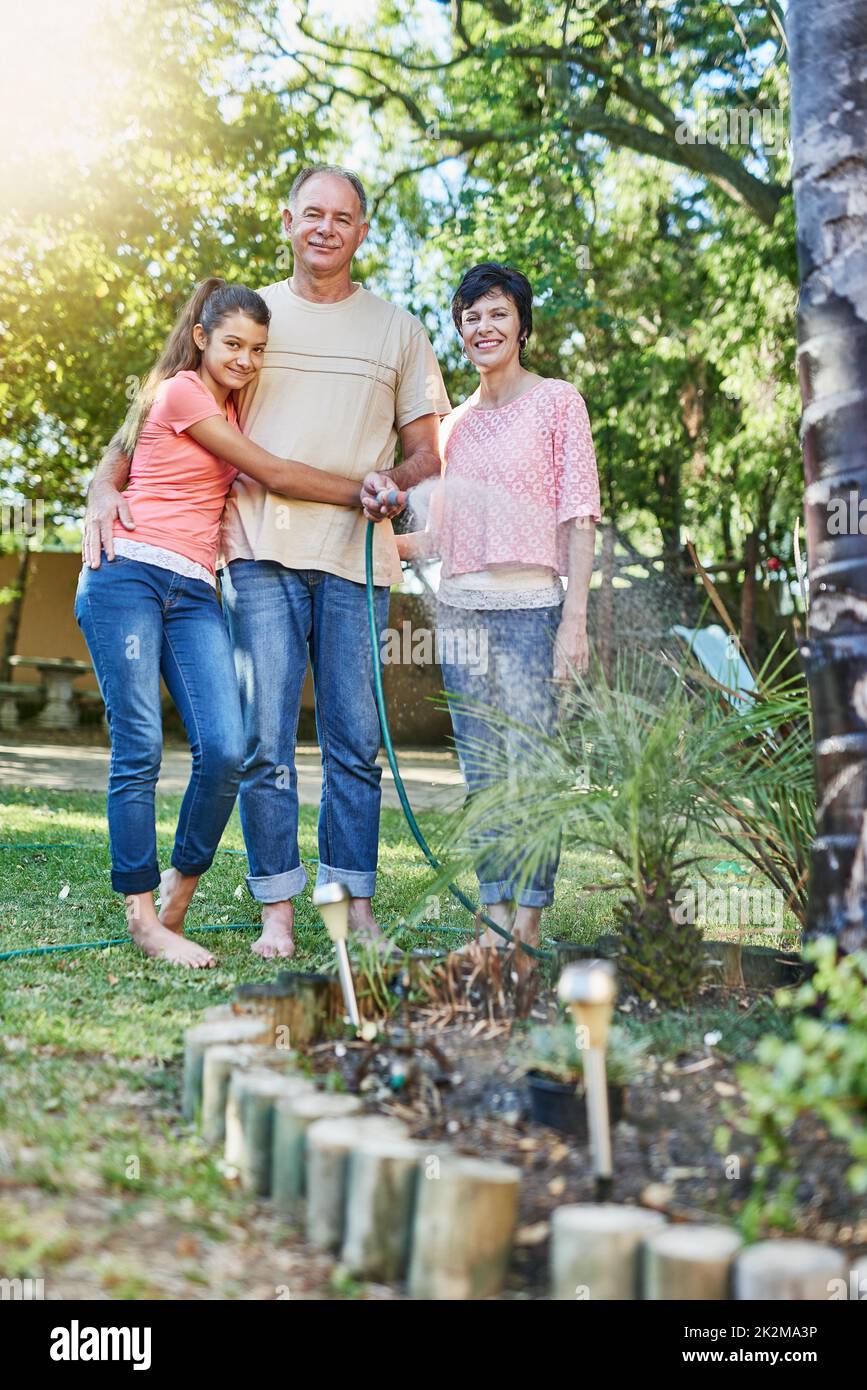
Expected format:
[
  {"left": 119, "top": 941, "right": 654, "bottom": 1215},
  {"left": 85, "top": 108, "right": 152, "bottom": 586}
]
[{"left": 376, "top": 487, "right": 406, "bottom": 511}]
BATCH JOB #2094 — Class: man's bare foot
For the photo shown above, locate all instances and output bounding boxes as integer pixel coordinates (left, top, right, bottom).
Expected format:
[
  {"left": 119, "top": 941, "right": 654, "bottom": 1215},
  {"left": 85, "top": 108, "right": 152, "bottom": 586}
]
[
  {"left": 348, "top": 898, "right": 399, "bottom": 955},
  {"left": 157, "top": 867, "right": 200, "bottom": 934},
  {"left": 126, "top": 911, "right": 215, "bottom": 967},
  {"left": 252, "top": 901, "right": 296, "bottom": 959}
]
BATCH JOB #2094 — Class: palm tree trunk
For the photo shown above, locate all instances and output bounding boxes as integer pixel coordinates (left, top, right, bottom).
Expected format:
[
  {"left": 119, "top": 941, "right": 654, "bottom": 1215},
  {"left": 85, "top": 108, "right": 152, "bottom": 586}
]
[{"left": 791, "top": 0, "right": 867, "bottom": 950}]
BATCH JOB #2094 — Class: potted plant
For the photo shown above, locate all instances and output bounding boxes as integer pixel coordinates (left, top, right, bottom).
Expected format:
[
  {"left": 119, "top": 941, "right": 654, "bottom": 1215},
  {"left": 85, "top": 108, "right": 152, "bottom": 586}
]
[{"left": 511, "top": 1020, "right": 647, "bottom": 1137}]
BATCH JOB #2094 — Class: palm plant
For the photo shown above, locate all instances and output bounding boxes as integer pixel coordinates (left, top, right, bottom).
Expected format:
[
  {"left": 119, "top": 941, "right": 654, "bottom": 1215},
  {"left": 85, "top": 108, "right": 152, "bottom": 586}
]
[{"left": 435, "top": 639, "right": 814, "bottom": 1010}]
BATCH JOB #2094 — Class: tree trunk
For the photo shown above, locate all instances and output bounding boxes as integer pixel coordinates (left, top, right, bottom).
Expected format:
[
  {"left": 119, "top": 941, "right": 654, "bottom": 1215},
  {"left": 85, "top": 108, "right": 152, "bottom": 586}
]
[
  {"left": 0, "top": 543, "right": 31, "bottom": 683},
  {"left": 597, "top": 524, "right": 615, "bottom": 683},
  {"left": 739, "top": 529, "right": 759, "bottom": 664},
  {"left": 790, "top": 0, "right": 867, "bottom": 949}
]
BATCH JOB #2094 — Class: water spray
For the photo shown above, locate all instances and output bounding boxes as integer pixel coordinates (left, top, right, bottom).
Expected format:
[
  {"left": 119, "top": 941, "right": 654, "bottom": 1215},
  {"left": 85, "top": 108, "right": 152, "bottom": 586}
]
[{"left": 557, "top": 960, "right": 618, "bottom": 1199}]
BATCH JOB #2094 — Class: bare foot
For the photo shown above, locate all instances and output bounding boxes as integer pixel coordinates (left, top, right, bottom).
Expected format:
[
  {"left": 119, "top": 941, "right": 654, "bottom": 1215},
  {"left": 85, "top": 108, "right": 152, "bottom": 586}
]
[
  {"left": 252, "top": 902, "right": 296, "bottom": 959},
  {"left": 348, "top": 898, "right": 399, "bottom": 956},
  {"left": 130, "top": 916, "right": 215, "bottom": 968},
  {"left": 157, "top": 867, "right": 200, "bottom": 934},
  {"left": 512, "top": 905, "right": 541, "bottom": 952},
  {"left": 460, "top": 902, "right": 514, "bottom": 952}
]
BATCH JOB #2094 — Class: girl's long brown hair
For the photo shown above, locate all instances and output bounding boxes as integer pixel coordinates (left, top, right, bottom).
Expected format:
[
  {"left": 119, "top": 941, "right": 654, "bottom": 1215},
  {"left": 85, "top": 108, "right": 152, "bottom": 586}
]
[{"left": 119, "top": 277, "right": 270, "bottom": 455}]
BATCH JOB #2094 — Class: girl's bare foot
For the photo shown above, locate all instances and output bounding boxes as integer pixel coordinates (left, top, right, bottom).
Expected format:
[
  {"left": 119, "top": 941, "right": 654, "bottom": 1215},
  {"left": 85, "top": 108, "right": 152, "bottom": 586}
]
[
  {"left": 252, "top": 901, "right": 296, "bottom": 959},
  {"left": 125, "top": 893, "right": 215, "bottom": 968},
  {"left": 157, "top": 867, "right": 201, "bottom": 934}
]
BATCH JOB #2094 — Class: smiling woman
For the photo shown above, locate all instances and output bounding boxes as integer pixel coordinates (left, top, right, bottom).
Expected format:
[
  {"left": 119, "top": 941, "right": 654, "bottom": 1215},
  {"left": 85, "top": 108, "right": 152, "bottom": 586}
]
[{"left": 396, "top": 261, "right": 601, "bottom": 957}]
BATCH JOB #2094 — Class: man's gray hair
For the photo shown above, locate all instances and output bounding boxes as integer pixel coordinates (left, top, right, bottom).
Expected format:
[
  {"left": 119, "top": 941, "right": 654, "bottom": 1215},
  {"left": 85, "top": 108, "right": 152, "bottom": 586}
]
[{"left": 288, "top": 164, "right": 368, "bottom": 220}]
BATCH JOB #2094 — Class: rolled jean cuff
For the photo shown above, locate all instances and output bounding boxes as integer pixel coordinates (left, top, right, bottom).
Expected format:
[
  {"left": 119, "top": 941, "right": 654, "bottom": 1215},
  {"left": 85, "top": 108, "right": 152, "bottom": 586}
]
[
  {"left": 112, "top": 866, "right": 161, "bottom": 895},
  {"left": 478, "top": 878, "right": 515, "bottom": 906},
  {"left": 245, "top": 863, "right": 307, "bottom": 903},
  {"left": 514, "top": 886, "right": 555, "bottom": 908},
  {"left": 478, "top": 879, "right": 555, "bottom": 909},
  {"left": 316, "top": 860, "right": 376, "bottom": 900},
  {"left": 171, "top": 854, "right": 215, "bottom": 878}
]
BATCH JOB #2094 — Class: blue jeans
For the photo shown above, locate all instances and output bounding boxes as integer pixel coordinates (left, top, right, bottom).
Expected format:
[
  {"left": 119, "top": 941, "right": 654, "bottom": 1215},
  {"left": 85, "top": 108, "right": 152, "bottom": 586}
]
[
  {"left": 74, "top": 557, "right": 245, "bottom": 894},
  {"left": 219, "top": 560, "right": 390, "bottom": 902},
  {"left": 438, "top": 601, "right": 562, "bottom": 908}
]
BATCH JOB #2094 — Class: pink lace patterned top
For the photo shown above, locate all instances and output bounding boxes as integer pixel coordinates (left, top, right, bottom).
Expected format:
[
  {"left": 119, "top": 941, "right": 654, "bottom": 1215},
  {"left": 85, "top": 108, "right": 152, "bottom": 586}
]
[{"left": 437, "top": 378, "right": 601, "bottom": 580}]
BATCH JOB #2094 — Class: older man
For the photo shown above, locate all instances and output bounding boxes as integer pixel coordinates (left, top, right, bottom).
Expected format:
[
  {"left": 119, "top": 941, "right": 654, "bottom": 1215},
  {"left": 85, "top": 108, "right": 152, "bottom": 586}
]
[{"left": 84, "top": 164, "right": 450, "bottom": 957}]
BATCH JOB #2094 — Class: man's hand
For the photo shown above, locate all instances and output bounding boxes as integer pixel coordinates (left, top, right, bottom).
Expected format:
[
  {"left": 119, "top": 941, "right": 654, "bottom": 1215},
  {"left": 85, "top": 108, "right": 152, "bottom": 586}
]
[
  {"left": 82, "top": 486, "right": 135, "bottom": 568},
  {"left": 554, "top": 611, "right": 590, "bottom": 682},
  {"left": 360, "top": 471, "right": 407, "bottom": 522}
]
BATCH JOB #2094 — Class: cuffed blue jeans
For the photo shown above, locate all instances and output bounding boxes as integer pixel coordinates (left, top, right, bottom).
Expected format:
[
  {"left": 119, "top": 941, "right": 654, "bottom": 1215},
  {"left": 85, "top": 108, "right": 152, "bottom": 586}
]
[
  {"left": 74, "top": 556, "right": 245, "bottom": 894},
  {"left": 219, "top": 560, "right": 390, "bottom": 903},
  {"left": 438, "top": 600, "right": 562, "bottom": 908}
]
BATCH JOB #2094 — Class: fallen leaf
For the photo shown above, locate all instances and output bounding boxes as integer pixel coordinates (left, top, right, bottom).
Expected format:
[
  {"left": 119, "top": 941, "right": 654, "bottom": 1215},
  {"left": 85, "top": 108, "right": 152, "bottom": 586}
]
[
  {"left": 515, "top": 1221, "right": 550, "bottom": 1246},
  {"left": 549, "top": 1142, "right": 569, "bottom": 1164},
  {"left": 713, "top": 1080, "right": 738, "bottom": 1098},
  {"left": 678, "top": 1057, "right": 716, "bottom": 1075},
  {"left": 547, "top": 1176, "right": 566, "bottom": 1197},
  {"left": 641, "top": 1182, "right": 673, "bottom": 1211}
]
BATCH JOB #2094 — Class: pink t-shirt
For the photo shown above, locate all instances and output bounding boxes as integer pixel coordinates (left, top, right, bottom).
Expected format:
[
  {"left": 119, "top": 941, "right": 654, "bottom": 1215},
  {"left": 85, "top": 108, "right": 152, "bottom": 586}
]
[
  {"left": 112, "top": 370, "right": 239, "bottom": 574},
  {"left": 437, "top": 378, "right": 601, "bottom": 578}
]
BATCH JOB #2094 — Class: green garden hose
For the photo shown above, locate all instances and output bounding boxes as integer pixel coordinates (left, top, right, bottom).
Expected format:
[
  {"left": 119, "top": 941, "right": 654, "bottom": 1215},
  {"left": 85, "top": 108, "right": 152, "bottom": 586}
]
[
  {"left": 0, "top": 527, "right": 552, "bottom": 964},
  {"left": 364, "top": 520, "right": 549, "bottom": 962}
]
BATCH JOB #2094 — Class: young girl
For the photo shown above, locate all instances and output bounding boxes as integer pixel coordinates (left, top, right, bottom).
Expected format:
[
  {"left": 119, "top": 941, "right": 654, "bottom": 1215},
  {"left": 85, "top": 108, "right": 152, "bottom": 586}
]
[{"left": 75, "top": 277, "right": 362, "bottom": 968}]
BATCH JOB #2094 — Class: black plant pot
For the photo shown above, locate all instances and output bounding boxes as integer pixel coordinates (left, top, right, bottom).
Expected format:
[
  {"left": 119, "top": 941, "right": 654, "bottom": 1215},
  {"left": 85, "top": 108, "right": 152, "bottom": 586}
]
[{"left": 526, "top": 1070, "right": 625, "bottom": 1138}]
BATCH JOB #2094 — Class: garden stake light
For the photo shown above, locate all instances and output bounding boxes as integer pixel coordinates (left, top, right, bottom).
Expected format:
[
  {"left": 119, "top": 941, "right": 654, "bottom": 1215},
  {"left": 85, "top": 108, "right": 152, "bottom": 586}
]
[
  {"left": 557, "top": 960, "right": 618, "bottom": 1201},
  {"left": 313, "top": 882, "right": 360, "bottom": 1030}
]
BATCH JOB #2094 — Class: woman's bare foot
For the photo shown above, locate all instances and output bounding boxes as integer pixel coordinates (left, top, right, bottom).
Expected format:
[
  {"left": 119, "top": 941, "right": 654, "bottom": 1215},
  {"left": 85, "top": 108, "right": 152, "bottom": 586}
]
[
  {"left": 252, "top": 901, "right": 296, "bottom": 959},
  {"left": 125, "top": 894, "right": 215, "bottom": 969},
  {"left": 465, "top": 900, "right": 514, "bottom": 951},
  {"left": 156, "top": 867, "right": 201, "bottom": 934},
  {"left": 512, "top": 905, "right": 541, "bottom": 951}
]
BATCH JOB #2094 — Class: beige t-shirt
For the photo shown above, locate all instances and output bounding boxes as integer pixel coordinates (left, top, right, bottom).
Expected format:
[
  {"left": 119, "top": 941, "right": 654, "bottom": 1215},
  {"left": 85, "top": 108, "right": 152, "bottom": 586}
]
[{"left": 219, "top": 279, "right": 452, "bottom": 585}]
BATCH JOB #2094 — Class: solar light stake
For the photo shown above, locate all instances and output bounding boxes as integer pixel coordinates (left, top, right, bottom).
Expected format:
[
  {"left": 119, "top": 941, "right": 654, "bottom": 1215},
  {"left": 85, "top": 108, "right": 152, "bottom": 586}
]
[
  {"left": 313, "top": 882, "right": 360, "bottom": 1029},
  {"left": 557, "top": 960, "right": 618, "bottom": 1201}
]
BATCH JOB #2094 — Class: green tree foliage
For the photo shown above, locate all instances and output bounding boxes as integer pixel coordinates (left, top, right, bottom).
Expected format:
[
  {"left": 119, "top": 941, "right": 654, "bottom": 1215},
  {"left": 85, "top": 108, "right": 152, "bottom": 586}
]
[{"left": 0, "top": 0, "right": 800, "bottom": 587}]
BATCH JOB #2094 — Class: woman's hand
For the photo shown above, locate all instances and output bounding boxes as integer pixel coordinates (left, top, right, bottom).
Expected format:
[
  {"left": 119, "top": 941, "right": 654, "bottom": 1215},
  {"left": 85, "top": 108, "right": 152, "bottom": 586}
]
[{"left": 554, "top": 611, "right": 590, "bottom": 681}]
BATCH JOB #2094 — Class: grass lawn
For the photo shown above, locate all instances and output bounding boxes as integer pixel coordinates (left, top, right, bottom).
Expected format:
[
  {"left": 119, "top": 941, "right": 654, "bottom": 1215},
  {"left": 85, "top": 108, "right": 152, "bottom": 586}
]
[{"left": 0, "top": 785, "right": 799, "bottom": 1298}]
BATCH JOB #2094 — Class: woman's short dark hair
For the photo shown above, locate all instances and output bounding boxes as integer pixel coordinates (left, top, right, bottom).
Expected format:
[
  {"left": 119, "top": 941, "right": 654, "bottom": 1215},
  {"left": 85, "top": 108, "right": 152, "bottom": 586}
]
[{"left": 451, "top": 262, "right": 534, "bottom": 348}]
